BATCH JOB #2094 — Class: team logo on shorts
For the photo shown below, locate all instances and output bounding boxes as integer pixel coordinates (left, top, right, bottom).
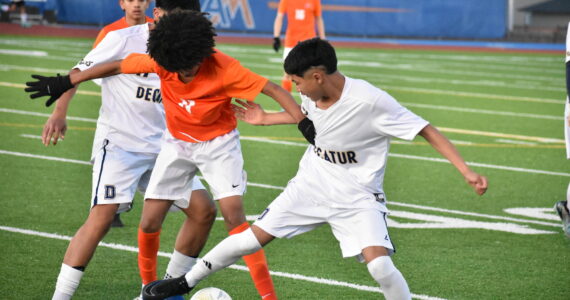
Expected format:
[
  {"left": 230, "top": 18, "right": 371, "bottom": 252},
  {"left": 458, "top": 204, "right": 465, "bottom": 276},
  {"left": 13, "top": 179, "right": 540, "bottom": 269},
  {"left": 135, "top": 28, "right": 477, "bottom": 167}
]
[{"left": 104, "top": 185, "right": 116, "bottom": 199}]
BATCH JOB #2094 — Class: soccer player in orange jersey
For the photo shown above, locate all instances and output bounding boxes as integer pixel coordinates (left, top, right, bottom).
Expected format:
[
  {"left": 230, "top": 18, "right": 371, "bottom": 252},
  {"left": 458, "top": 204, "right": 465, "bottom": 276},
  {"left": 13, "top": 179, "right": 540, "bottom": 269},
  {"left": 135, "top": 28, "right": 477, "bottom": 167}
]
[
  {"left": 272, "top": 0, "right": 326, "bottom": 92},
  {"left": 25, "top": 10, "right": 312, "bottom": 300},
  {"left": 93, "top": 0, "right": 154, "bottom": 48}
]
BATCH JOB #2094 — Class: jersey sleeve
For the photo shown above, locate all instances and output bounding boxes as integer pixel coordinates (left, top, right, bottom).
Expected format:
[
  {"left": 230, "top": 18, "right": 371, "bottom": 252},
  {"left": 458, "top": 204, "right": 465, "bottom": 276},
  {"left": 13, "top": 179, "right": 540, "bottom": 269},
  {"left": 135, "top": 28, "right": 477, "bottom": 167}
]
[
  {"left": 222, "top": 60, "right": 269, "bottom": 101},
  {"left": 371, "top": 91, "right": 429, "bottom": 141},
  {"left": 74, "top": 31, "right": 126, "bottom": 71},
  {"left": 278, "top": 0, "right": 287, "bottom": 13},
  {"left": 314, "top": 0, "right": 322, "bottom": 17},
  {"left": 120, "top": 53, "right": 157, "bottom": 74}
]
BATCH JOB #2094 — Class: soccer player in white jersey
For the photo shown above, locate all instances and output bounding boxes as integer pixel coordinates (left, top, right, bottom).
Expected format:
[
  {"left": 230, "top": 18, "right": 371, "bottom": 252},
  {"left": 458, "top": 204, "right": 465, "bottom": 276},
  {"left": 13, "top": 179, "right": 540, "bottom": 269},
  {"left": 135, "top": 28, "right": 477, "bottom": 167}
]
[
  {"left": 141, "top": 38, "right": 489, "bottom": 300},
  {"left": 554, "top": 21, "right": 570, "bottom": 238},
  {"left": 43, "top": 1, "right": 216, "bottom": 300}
]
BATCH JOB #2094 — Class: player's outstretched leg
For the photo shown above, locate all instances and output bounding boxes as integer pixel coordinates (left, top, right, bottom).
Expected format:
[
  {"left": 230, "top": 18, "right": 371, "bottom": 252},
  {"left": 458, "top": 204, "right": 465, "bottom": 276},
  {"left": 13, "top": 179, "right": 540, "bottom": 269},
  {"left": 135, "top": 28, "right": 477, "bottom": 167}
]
[
  {"left": 143, "top": 228, "right": 267, "bottom": 300},
  {"left": 554, "top": 200, "right": 570, "bottom": 238}
]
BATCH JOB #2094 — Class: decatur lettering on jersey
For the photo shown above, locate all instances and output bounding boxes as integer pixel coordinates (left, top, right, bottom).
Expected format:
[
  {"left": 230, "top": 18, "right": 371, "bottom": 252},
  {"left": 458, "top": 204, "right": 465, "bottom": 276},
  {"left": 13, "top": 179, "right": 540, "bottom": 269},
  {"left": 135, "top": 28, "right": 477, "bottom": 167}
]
[
  {"left": 136, "top": 86, "right": 162, "bottom": 103},
  {"left": 313, "top": 146, "right": 357, "bottom": 164}
]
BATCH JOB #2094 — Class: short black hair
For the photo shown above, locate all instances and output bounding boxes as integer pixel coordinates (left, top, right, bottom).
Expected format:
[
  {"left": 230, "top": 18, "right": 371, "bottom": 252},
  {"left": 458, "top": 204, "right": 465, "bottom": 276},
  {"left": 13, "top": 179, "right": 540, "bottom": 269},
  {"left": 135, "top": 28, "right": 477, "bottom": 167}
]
[
  {"left": 155, "top": 0, "right": 200, "bottom": 12},
  {"left": 284, "top": 38, "right": 337, "bottom": 77},
  {"left": 147, "top": 10, "right": 216, "bottom": 72}
]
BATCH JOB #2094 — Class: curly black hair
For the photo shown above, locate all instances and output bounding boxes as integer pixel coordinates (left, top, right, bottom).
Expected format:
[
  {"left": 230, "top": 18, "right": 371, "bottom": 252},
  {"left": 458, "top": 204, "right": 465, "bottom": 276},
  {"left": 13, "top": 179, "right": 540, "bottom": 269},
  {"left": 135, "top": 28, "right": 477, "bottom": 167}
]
[
  {"left": 156, "top": 0, "right": 200, "bottom": 12},
  {"left": 284, "top": 38, "right": 337, "bottom": 77},
  {"left": 147, "top": 10, "right": 216, "bottom": 72}
]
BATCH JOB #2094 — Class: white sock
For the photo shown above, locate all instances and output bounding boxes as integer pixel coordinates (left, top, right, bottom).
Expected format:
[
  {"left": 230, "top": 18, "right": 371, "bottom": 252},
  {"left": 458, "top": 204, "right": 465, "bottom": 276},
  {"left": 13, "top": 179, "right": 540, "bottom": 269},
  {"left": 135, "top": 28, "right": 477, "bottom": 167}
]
[
  {"left": 21, "top": 13, "right": 27, "bottom": 23},
  {"left": 566, "top": 183, "right": 570, "bottom": 210},
  {"left": 165, "top": 249, "right": 197, "bottom": 279},
  {"left": 52, "top": 264, "right": 84, "bottom": 300},
  {"left": 185, "top": 228, "right": 261, "bottom": 287},
  {"left": 367, "top": 256, "right": 411, "bottom": 300}
]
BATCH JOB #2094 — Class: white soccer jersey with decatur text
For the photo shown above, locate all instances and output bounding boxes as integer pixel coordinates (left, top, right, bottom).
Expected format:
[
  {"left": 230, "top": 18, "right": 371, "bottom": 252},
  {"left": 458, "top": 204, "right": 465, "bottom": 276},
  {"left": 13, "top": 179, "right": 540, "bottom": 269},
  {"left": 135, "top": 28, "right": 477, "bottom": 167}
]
[
  {"left": 294, "top": 76, "right": 428, "bottom": 210},
  {"left": 74, "top": 23, "right": 164, "bottom": 158}
]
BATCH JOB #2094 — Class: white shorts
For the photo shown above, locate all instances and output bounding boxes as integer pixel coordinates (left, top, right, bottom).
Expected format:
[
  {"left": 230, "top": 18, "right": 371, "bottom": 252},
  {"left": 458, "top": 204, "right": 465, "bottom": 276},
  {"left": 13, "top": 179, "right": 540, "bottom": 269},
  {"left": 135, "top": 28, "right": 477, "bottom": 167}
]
[
  {"left": 144, "top": 129, "right": 246, "bottom": 207},
  {"left": 254, "top": 180, "right": 395, "bottom": 262},
  {"left": 91, "top": 139, "right": 205, "bottom": 213},
  {"left": 564, "top": 98, "right": 570, "bottom": 159}
]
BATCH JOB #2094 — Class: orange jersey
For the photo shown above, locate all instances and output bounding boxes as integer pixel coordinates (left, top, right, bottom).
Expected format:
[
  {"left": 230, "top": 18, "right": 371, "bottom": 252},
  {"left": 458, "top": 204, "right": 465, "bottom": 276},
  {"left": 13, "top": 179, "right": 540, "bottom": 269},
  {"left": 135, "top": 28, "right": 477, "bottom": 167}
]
[
  {"left": 120, "top": 51, "right": 268, "bottom": 143},
  {"left": 278, "top": 0, "right": 322, "bottom": 48},
  {"left": 93, "top": 16, "right": 154, "bottom": 48}
]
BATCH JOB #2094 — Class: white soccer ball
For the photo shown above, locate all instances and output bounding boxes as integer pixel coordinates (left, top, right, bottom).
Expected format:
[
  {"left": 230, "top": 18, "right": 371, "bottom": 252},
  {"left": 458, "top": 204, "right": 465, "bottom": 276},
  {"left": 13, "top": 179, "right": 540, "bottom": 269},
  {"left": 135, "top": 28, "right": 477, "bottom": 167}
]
[{"left": 189, "top": 287, "right": 232, "bottom": 300}]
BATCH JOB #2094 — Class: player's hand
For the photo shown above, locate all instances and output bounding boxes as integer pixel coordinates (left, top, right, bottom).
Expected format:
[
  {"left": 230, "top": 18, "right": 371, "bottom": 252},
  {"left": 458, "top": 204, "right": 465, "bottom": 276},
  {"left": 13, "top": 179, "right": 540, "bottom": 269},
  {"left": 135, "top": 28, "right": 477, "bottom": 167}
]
[
  {"left": 42, "top": 113, "right": 67, "bottom": 146},
  {"left": 232, "top": 99, "right": 265, "bottom": 125},
  {"left": 463, "top": 170, "right": 488, "bottom": 195},
  {"left": 298, "top": 117, "right": 315, "bottom": 145},
  {"left": 25, "top": 74, "right": 74, "bottom": 107},
  {"left": 272, "top": 37, "right": 281, "bottom": 52}
]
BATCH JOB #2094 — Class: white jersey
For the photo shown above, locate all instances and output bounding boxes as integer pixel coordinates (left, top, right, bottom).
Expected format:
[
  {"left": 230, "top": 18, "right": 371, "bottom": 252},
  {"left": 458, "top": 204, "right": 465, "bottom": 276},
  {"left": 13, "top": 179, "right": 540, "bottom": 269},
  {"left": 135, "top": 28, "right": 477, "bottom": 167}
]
[
  {"left": 295, "top": 76, "right": 428, "bottom": 209},
  {"left": 74, "top": 23, "right": 164, "bottom": 159}
]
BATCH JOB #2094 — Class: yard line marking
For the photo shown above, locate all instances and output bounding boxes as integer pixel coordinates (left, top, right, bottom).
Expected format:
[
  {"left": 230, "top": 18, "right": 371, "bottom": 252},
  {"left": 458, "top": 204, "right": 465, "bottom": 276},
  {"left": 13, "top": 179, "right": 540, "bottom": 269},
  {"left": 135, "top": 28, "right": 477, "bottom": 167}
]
[
  {"left": 495, "top": 139, "right": 537, "bottom": 145},
  {"left": 0, "top": 81, "right": 101, "bottom": 96},
  {"left": 2, "top": 108, "right": 563, "bottom": 146},
  {"left": 437, "top": 127, "right": 564, "bottom": 143},
  {"left": 0, "top": 225, "right": 443, "bottom": 300},
  {"left": 389, "top": 202, "right": 560, "bottom": 227},
  {"left": 401, "top": 102, "right": 562, "bottom": 120},
  {"left": 20, "top": 134, "right": 42, "bottom": 140},
  {"left": 0, "top": 150, "right": 91, "bottom": 165},
  {"left": 0, "top": 108, "right": 97, "bottom": 122},
  {"left": 1, "top": 149, "right": 569, "bottom": 227},
  {"left": 0, "top": 49, "right": 47, "bottom": 56}
]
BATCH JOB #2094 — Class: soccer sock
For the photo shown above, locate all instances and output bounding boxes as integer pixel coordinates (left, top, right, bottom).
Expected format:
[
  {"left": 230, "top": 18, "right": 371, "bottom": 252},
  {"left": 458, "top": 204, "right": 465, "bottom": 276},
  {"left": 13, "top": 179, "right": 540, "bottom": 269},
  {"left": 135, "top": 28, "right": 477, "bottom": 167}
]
[
  {"left": 52, "top": 264, "right": 84, "bottom": 300},
  {"left": 185, "top": 228, "right": 261, "bottom": 287},
  {"left": 281, "top": 78, "right": 292, "bottom": 93},
  {"left": 138, "top": 227, "right": 161, "bottom": 285},
  {"left": 230, "top": 222, "right": 276, "bottom": 300},
  {"left": 367, "top": 256, "right": 411, "bottom": 300},
  {"left": 21, "top": 13, "right": 27, "bottom": 24},
  {"left": 164, "top": 249, "right": 197, "bottom": 279},
  {"left": 566, "top": 183, "right": 570, "bottom": 210}
]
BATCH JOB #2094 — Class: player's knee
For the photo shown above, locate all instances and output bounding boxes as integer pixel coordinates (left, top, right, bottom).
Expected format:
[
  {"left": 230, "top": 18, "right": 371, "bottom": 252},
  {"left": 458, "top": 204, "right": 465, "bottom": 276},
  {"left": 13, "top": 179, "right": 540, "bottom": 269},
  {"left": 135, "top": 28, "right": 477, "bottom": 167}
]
[
  {"left": 367, "top": 256, "right": 397, "bottom": 281},
  {"left": 139, "top": 218, "right": 162, "bottom": 233}
]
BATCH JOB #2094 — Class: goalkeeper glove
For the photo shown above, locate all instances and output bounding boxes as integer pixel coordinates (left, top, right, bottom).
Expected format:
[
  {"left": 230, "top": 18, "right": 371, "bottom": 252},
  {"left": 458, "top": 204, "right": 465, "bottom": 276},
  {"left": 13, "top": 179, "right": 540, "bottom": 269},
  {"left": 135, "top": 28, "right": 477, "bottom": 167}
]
[
  {"left": 272, "top": 37, "right": 281, "bottom": 52},
  {"left": 298, "top": 117, "right": 316, "bottom": 145},
  {"left": 25, "top": 74, "right": 74, "bottom": 107}
]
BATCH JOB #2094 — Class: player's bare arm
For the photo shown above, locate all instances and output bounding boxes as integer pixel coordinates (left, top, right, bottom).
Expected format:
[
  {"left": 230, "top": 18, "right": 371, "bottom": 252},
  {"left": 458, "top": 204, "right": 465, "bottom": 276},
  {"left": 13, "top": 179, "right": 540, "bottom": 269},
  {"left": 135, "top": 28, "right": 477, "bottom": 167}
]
[
  {"left": 419, "top": 124, "right": 488, "bottom": 195},
  {"left": 261, "top": 80, "right": 304, "bottom": 123},
  {"left": 317, "top": 16, "right": 326, "bottom": 39},
  {"left": 232, "top": 99, "right": 295, "bottom": 125}
]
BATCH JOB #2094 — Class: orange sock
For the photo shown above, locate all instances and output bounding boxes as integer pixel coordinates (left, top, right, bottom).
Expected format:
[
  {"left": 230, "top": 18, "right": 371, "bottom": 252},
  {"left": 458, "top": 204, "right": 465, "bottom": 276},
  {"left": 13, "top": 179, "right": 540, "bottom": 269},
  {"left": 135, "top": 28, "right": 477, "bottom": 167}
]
[
  {"left": 138, "top": 227, "right": 161, "bottom": 285},
  {"left": 281, "top": 78, "right": 292, "bottom": 93},
  {"left": 230, "top": 222, "right": 277, "bottom": 300}
]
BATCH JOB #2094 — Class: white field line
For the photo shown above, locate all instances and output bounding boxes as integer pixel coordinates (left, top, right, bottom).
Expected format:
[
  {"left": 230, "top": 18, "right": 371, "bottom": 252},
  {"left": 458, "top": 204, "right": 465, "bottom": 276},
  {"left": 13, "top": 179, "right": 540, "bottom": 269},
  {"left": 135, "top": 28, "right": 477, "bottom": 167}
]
[
  {"left": 3, "top": 108, "right": 564, "bottom": 144},
  {"left": 0, "top": 225, "right": 443, "bottom": 300},
  {"left": 400, "top": 102, "right": 562, "bottom": 121},
  {"left": 1, "top": 149, "right": 569, "bottom": 224}
]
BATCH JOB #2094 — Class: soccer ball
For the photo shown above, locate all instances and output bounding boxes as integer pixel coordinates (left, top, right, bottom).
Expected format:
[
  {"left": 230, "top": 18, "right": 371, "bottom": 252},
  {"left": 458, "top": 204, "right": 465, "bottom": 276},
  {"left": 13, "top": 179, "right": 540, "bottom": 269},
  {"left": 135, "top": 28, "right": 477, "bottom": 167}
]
[{"left": 189, "top": 287, "right": 232, "bottom": 300}]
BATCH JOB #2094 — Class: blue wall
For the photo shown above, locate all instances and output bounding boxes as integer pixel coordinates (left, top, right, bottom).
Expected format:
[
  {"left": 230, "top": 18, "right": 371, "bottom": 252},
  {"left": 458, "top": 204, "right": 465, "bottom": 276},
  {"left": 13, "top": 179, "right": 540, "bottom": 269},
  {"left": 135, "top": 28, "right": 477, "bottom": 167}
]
[{"left": 51, "top": 0, "right": 507, "bottom": 39}]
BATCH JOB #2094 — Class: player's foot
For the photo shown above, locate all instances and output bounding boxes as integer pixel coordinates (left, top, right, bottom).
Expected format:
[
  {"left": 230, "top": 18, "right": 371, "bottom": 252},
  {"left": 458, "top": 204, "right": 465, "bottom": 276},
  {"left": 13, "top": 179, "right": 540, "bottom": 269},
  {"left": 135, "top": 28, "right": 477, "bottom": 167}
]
[
  {"left": 554, "top": 201, "right": 570, "bottom": 238},
  {"left": 142, "top": 277, "right": 193, "bottom": 300},
  {"left": 111, "top": 213, "right": 124, "bottom": 228}
]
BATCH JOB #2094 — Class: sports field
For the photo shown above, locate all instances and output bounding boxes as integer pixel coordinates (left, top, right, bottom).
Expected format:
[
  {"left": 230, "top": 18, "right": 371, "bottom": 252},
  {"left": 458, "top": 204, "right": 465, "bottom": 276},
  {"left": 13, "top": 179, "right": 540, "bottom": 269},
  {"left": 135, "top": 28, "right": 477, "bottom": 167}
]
[{"left": 0, "top": 34, "right": 569, "bottom": 299}]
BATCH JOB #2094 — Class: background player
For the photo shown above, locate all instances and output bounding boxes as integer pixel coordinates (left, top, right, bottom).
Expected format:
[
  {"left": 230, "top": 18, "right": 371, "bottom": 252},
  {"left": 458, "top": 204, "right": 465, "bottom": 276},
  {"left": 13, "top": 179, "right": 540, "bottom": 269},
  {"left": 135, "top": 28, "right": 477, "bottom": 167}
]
[
  {"left": 93, "top": 0, "right": 155, "bottom": 228},
  {"left": 554, "top": 20, "right": 570, "bottom": 238},
  {"left": 141, "top": 38, "right": 488, "bottom": 300},
  {"left": 7, "top": 0, "right": 29, "bottom": 27},
  {"left": 43, "top": 1, "right": 216, "bottom": 300},
  {"left": 24, "top": 10, "right": 310, "bottom": 300},
  {"left": 272, "top": 0, "right": 325, "bottom": 93}
]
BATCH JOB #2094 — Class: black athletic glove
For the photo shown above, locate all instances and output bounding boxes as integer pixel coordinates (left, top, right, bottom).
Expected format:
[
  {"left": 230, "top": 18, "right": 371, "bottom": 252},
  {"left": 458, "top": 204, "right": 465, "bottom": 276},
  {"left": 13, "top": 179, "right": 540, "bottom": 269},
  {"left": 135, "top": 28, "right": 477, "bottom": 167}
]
[
  {"left": 25, "top": 74, "right": 74, "bottom": 107},
  {"left": 298, "top": 117, "right": 316, "bottom": 145},
  {"left": 272, "top": 37, "right": 281, "bottom": 52}
]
